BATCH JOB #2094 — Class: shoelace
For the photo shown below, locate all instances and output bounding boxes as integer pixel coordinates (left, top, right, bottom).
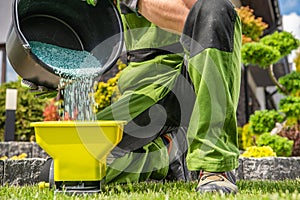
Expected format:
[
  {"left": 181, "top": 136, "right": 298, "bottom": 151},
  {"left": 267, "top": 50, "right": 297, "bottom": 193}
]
[{"left": 199, "top": 172, "right": 226, "bottom": 181}]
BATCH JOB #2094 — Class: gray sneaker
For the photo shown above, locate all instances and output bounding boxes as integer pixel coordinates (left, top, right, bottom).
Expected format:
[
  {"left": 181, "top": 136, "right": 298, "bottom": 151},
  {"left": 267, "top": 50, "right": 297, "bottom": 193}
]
[{"left": 196, "top": 171, "right": 238, "bottom": 194}]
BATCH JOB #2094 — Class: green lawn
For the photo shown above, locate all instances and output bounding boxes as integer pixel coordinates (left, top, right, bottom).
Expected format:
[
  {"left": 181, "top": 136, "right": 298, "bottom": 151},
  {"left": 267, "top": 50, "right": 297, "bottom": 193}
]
[{"left": 0, "top": 180, "right": 299, "bottom": 200}]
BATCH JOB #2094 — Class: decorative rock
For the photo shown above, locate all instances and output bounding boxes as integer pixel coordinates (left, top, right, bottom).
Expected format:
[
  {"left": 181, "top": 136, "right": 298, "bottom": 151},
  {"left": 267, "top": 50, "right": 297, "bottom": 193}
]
[{"left": 3, "top": 158, "right": 46, "bottom": 186}]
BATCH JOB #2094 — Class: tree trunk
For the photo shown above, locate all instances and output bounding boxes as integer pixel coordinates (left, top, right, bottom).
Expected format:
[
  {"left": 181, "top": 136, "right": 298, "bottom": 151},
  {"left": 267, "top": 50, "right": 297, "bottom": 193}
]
[{"left": 268, "top": 64, "right": 288, "bottom": 95}]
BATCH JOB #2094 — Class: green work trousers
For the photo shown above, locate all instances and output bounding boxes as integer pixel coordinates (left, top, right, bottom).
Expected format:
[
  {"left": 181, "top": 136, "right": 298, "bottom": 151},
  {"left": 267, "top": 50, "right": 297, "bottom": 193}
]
[{"left": 97, "top": 0, "right": 242, "bottom": 183}]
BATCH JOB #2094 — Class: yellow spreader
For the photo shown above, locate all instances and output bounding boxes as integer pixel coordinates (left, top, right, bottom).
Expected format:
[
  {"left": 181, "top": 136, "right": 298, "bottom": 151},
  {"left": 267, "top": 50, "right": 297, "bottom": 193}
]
[{"left": 31, "top": 120, "right": 125, "bottom": 193}]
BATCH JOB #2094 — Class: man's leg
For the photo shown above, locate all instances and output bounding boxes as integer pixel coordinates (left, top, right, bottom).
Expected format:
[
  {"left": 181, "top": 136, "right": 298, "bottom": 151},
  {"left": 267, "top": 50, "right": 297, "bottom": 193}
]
[
  {"left": 106, "top": 126, "right": 192, "bottom": 183},
  {"left": 181, "top": 0, "right": 242, "bottom": 194},
  {"left": 103, "top": 64, "right": 196, "bottom": 183},
  {"left": 106, "top": 135, "right": 169, "bottom": 183},
  {"left": 105, "top": 89, "right": 194, "bottom": 183}
]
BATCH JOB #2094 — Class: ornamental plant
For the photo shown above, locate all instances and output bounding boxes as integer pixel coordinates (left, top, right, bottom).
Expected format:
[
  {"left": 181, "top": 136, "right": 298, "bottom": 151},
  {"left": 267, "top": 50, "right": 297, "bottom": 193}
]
[
  {"left": 248, "top": 110, "right": 285, "bottom": 135},
  {"left": 279, "top": 96, "right": 300, "bottom": 122},
  {"left": 93, "top": 72, "right": 121, "bottom": 113},
  {"left": 241, "top": 123, "right": 260, "bottom": 150},
  {"left": 294, "top": 50, "right": 300, "bottom": 72},
  {"left": 256, "top": 132, "right": 294, "bottom": 157},
  {"left": 93, "top": 59, "right": 126, "bottom": 113},
  {"left": 0, "top": 78, "right": 47, "bottom": 141},
  {"left": 241, "top": 31, "right": 300, "bottom": 94},
  {"left": 278, "top": 71, "right": 300, "bottom": 97},
  {"left": 237, "top": 126, "right": 244, "bottom": 149},
  {"left": 278, "top": 125, "right": 300, "bottom": 156},
  {"left": 0, "top": 153, "right": 28, "bottom": 160},
  {"left": 236, "top": 6, "right": 268, "bottom": 44},
  {"left": 241, "top": 31, "right": 300, "bottom": 68},
  {"left": 260, "top": 31, "right": 300, "bottom": 58},
  {"left": 43, "top": 99, "right": 60, "bottom": 121},
  {"left": 241, "top": 146, "right": 276, "bottom": 158},
  {"left": 241, "top": 42, "right": 280, "bottom": 68}
]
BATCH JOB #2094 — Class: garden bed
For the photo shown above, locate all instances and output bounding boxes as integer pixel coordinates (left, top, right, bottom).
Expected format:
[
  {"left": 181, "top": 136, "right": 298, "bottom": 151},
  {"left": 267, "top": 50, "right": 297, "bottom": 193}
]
[{"left": 0, "top": 142, "right": 299, "bottom": 186}]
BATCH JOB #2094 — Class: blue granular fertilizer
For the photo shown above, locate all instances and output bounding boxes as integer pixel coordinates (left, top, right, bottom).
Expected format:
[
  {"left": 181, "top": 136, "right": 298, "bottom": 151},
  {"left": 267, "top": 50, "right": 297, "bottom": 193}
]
[
  {"left": 29, "top": 41, "right": 102, "bottom": 79},
  {"left": 29, "top": 41, "right": 101, "bottom": 120}
]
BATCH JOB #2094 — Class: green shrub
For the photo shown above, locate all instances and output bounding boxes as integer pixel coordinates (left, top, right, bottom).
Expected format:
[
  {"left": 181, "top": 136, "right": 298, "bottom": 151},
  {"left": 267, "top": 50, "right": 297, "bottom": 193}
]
[
  {"left": 260, "top": 31, "right": 300, "bottom": 57},
  {"left": 278, "top": 125, "right": 300, "bottom": 156},
  {"left": 93, "top": 72, "right": 121, "bottom": 113},
  {"left": 249, "top": 110, "right": 285, "bottom": 135},
  {"left": 279, "top": 96, "right": 300, "bottom": 122},
  {"left": 241, "top": 146, "right": 276, "bottom": 158},
  {"left": 241, "top": 123, "right": 260, "bottom": 150},
  {"left": 0, "top": 79, "right": 47, "bottom": 141},
  {"left": 241, "top": 31, "right": 300, "bottom": 68},
  {"left": 237, "top": 126, "right": 244, "bottom": 150},
  {"left": 256, "top": 132, "right": 294, "bottom": 157},
  {"left": 93, "top": 59, "right": 126, "bottom": 113},
  {"left": 278, "top": 71, "right": 300, "bottom": 96},
  {"left": 241, "top": 42, "right": 280, "bottom": 68}
]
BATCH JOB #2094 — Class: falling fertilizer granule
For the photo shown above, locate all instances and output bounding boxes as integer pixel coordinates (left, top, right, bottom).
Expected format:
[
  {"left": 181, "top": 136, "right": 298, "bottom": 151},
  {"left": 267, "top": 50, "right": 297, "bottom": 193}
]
[{"left": 30, "top": 41, "right": 101, "bottom": 120}]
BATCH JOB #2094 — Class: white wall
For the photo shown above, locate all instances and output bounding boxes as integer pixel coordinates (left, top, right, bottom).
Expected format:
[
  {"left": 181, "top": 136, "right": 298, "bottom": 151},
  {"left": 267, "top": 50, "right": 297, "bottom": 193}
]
[
  {"left": 0, "top": 0, "right": 13, "bottom": 44},
  {"left": 0, "top": 0, "right": 18, "bottom": 82}
]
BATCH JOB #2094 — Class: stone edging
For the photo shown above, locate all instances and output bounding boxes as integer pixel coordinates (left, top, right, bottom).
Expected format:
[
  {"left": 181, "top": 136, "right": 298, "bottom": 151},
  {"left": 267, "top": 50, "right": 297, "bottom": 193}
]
[
  {"left": 0, "top": 159, "right": 45, "bottom": 186},
  {"left": 0, "top": 142, "right": 48, "bottom": 159},
  {"left": 0, "top": 142, "right": 300, "bottom": 186},
  {"left": 0, "top": 157, "right": 299, "bottom": 186},
  {"left": 235, "top": 157, "right": 300, "bottom": 180}
]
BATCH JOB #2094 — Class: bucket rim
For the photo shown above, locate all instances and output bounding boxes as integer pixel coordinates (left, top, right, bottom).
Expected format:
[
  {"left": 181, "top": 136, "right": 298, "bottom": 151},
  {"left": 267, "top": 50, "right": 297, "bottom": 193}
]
[{"left": 30, "top": 120, "right": 127, "bottom": 127}]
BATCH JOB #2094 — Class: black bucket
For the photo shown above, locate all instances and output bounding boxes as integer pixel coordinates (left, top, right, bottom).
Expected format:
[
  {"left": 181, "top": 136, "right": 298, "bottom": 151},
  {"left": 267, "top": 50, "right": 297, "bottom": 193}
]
[{"left": 6, "top": 0, "right": 123, "bottom": 89}]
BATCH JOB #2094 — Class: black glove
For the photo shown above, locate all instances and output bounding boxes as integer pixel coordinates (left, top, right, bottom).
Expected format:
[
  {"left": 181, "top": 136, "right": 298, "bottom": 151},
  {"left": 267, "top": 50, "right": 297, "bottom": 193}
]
[
  {"left": 121, "top": 0, "right": 140, "bottom": 14},
  {"left": 21, "top": 79, "right": 58, "bottom": 99},
  {"left": 83, "top": 0, "right": 98, "bottom": 6}
]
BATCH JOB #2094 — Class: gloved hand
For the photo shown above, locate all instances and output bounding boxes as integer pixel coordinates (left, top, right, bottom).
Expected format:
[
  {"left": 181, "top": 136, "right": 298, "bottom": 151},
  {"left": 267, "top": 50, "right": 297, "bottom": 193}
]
[
  {"left": 84, "top": 0, "right": 98, "bottom": 6},
  {"left": 21, "top": 79, "right": 58, "bottom": 99}
]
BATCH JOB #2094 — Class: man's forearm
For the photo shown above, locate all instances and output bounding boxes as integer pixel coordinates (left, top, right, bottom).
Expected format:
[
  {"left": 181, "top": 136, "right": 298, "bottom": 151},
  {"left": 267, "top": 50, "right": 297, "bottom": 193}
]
[
  {"left": 183, "top": 0, "right": 197, "bottom": 9},
  {"left": 138, "top": 0, "right": 194, "bottom": 34}
]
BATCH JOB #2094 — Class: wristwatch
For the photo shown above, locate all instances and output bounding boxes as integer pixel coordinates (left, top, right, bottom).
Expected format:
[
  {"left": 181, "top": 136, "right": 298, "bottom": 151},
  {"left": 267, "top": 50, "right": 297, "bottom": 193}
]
[{"left": 122, "top": 0, "right": 140, "bottom": 15}]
